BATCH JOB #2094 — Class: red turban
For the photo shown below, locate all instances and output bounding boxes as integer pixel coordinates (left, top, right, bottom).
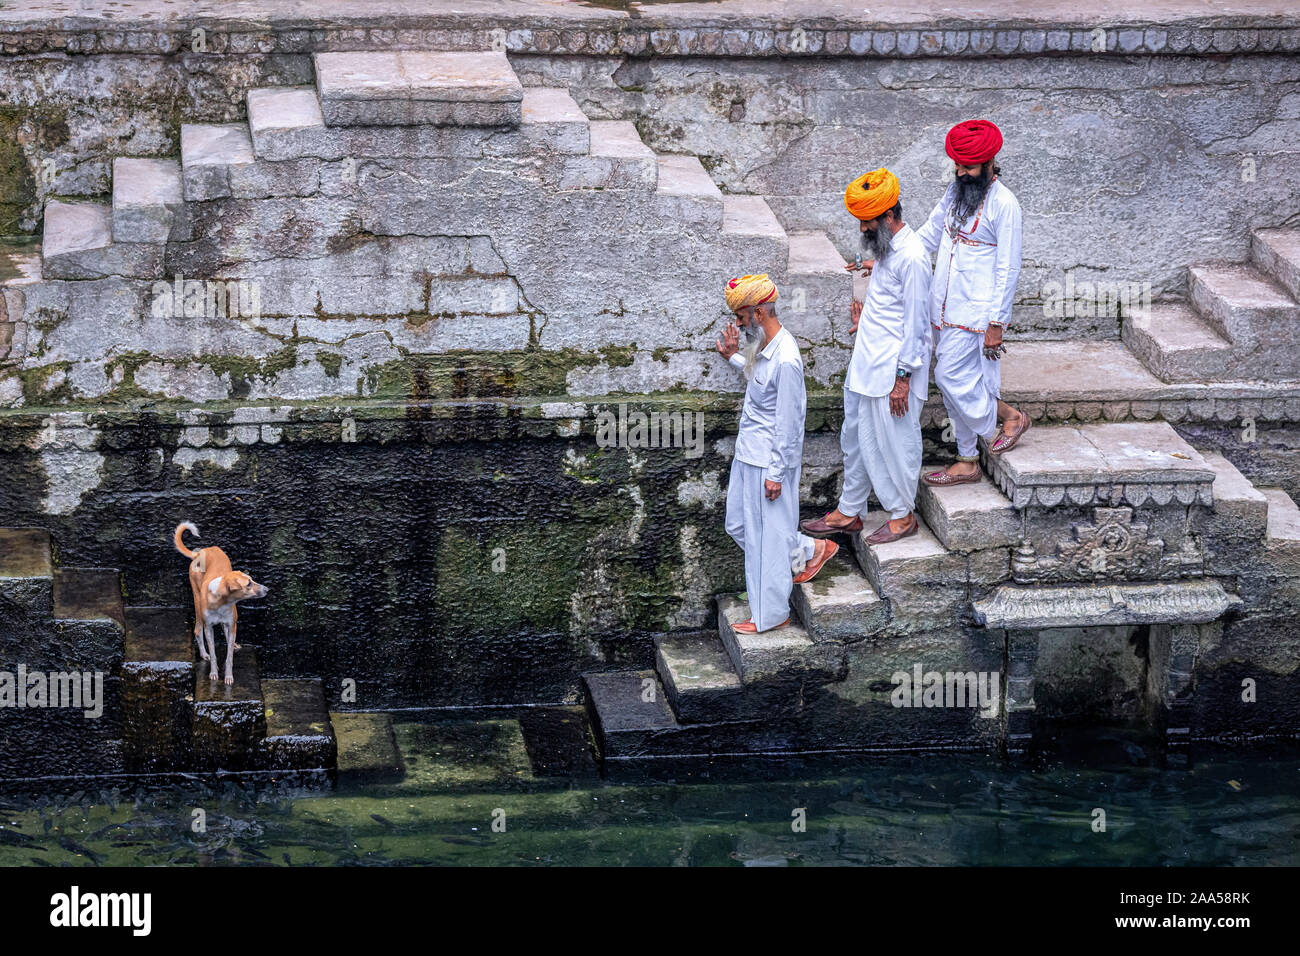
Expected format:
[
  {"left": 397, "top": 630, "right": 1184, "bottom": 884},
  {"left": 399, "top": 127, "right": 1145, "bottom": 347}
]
[{"left": 945, "top": 120, "right": 1002, "bottom": 165}]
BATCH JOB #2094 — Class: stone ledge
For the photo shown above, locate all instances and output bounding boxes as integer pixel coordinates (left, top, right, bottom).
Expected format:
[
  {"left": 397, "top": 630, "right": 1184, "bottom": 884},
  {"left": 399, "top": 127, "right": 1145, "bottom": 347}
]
[
  {"left": 972, "top": 579, "right": 1241, "bottom": 629},
  {"left": 1, "top": 2, "right": 1297, "bottom": 58}
]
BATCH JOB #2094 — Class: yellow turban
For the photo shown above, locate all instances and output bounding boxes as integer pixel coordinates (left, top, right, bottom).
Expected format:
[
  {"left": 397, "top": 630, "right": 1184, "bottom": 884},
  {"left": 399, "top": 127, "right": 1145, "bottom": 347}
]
[
  {"left": 724, "top": 273, "right": 778, "bottom": 312},
  {"left": 844, "top": 168, "right": 900, "bottom": 221}
]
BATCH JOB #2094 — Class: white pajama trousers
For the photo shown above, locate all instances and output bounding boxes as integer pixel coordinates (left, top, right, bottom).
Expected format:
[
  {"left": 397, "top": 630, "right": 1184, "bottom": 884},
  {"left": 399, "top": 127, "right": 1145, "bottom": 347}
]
[
  {"left": 837, "top": 387, "right": 924, "bottom": 520},
  {"left": 934, "top": 325, "right": 1001, "bottom": 457},
  {"left": 725, "top": 459, "right": 817, "bottom": 631}
]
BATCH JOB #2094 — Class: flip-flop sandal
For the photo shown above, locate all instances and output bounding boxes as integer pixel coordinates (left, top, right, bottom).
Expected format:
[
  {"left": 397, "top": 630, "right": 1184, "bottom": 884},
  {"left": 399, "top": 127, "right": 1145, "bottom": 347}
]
[
  {"left": 793, "top": 539, "right": 840, "bottom": 584},
  {"left": 990, "top": 414, "right": 1031, "bottom": 454},
  {"left": 922, "top": 469, "right": 983, "bottom": 487}
]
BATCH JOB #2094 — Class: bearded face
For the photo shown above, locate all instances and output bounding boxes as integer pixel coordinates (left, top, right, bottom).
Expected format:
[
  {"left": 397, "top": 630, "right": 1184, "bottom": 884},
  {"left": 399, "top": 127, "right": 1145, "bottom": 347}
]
[
  {"left": 860, "top": 221, "right": 893, "bottom": 263},
  {"left": 737, "top": 307, "right": 770, "bottom": 379},
  {"left": 952, "top": 162, "right": 993, "bottom": 223}
]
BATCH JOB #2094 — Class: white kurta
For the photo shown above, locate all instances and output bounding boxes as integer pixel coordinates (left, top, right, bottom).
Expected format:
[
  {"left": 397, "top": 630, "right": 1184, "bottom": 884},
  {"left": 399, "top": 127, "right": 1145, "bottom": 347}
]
[
  {"left": 917, "top": 179, "right": 1023, "bottom": 456},
  {"left": 725, "top": 327, "right": 816, "bottom": 631},
  {"left": 839, "top": 224, "right": 932, "bottom": 519}
]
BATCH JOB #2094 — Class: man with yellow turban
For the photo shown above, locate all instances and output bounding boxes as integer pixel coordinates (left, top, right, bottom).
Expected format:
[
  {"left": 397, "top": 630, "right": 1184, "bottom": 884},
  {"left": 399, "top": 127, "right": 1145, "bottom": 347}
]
[
  {"left": 800, "top": 168, "right": 932, "bottom": 545},
  {"left": 917, "top": 119, "right": 1029, "bottom": 487},
  {"left": 715, "top": 274, "right": 832, "bottom": 633}
]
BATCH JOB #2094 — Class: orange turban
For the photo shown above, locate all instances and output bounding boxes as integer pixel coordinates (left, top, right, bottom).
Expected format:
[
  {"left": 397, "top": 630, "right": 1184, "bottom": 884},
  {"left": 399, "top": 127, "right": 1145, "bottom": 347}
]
[
  {"left": 844, "top": 168, "right": 900, "bottom": 221},
  {"left": 724, "top": 274, "right": 778, "bottom": 312},
  {"left": 946, "top": 119, "right": 1002, "bottom": 164}
]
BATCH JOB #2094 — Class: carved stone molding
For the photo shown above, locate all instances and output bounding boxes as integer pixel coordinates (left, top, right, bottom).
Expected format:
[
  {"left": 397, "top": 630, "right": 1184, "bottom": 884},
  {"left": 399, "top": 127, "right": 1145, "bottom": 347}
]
[
  {"left": 972, "top": 579, "right": 1239, "bottom": 629},
  {"left": 1012, "top": 506, "right": 1204, "bottom": 584}
]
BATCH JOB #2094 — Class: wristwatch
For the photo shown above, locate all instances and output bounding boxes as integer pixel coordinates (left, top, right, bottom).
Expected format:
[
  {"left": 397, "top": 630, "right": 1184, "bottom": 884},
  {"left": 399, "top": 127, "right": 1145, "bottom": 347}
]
[{"left": 896, "top": 368, "right": 912, "bottom": 379}]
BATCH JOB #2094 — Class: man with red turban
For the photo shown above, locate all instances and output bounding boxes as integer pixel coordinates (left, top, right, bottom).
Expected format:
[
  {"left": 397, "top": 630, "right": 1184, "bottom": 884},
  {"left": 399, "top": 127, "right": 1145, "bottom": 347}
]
[
  {"left": 918, "top": 119, "right": 1029, "bottom": 487},
  {"left": 799, "top": 168, "right": 932, "bottom": 545}
]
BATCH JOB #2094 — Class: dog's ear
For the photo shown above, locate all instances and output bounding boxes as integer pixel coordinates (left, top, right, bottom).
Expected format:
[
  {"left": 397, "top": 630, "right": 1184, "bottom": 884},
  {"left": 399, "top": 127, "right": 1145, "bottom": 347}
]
[{"left": 235, "top": 572, "right": 251, "bottom": 588}]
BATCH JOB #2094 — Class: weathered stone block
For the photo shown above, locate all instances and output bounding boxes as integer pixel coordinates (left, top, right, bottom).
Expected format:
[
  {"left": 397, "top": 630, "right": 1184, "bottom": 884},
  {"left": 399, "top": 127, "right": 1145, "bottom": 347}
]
[
  {"left": 717, "top": 593, "right": 844, "bottom": 685},
  {"left": 655, "top": 633, "right": 744, "bottom": 723},
  {"left": 916, "top": 465, "right": 1021, "bottom": 551},
  {"left": 180, "top": 123, "right": 255, "bottom": 201},
  {"left": 258, "top": 678, "right": 336, "bottom": 771},
  {"left": 331, "top": 711, "right": 404, "bottom": 781},
  {"left": 120, "top": 605, "right": 194, "bottom": 773},
  {"left": 314, "top": 51, "right": 523, "bottom": 127},
  {"left": 521, "top": 87, "right": 590, "bottom": 154},
  {"left": 111, "top": 157, "right": 187, "bottom": 243},
  {"left": 191, "top": 645, "right": 264, "bottom": 771},
  {"left": 791, "top": 549, "right": 888, "bottom": 643}
]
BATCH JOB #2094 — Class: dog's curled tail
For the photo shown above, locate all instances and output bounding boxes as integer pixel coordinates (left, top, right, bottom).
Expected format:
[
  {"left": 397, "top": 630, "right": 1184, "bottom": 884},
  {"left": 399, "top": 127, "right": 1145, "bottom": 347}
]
[{"left": 173, "top": 521, "right": 200, "bottom": 559}]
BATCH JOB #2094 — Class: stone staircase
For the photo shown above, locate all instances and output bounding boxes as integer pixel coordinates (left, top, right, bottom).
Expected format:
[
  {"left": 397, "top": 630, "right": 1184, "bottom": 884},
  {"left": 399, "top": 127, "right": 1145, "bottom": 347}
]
[
  {"left": 584, "top": 417, "right": 1300, "bottom": 761},
  {"left": 0, "top": 526, "right": 397, "bottom": 784},
  {"left": 1123, "top": 227, "right": 1300, "bottom": 383},
  {"left": 24, "top": 49, "right": 851, "bottom": 402}
]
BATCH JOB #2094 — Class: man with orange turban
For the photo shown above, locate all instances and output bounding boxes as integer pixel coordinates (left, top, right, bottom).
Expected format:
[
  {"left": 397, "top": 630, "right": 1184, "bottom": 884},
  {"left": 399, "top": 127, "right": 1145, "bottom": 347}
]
[
  {"left": 715, "top": 274, "right": 832, "bottom": 634},
  {"left": 800, "top": 168, "right": 932, "bottom": 545},
  {"left": 918, "top": 119, "right": 1028, "bottom": 487}
]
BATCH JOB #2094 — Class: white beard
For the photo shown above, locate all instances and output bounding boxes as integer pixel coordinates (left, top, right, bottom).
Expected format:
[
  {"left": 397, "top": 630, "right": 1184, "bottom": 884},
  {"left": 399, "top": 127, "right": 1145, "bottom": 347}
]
[{"left": 740, "top": 324, "right": 767, "bottom": 378}]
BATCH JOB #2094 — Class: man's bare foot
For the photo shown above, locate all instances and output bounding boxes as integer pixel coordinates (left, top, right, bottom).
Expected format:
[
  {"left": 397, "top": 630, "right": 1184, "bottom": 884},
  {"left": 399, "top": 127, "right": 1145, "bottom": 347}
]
[{"left": 887, "top": 513, "right": 915, "bottom": 534}]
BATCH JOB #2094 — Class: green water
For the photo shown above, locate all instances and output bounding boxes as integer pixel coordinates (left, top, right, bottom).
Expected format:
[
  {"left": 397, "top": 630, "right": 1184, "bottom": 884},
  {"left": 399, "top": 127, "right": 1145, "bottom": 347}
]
[{"left": 2, "top": 719, "right": 1298, "bottom": 867}]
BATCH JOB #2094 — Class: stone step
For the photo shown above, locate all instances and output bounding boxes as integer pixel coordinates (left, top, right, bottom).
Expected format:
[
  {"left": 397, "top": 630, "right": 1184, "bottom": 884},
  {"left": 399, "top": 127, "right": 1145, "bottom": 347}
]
[
  {"left": 180, "top": 122, "right": 256, "bottom": 201},
  {"left": 721, "top": 194, "right": 790, "bottom": 272},
  {"left": 654, "top": 153, "right": 723, "bottom": 228},
  {"left": 582, "top": 668, "right": 815, "bottom": 761},
  {"left": 1251, "top": 227, "right": 1300, "bottom": 302},
  {"left": 330, "top": 711, "right": 404, "bottom": 781},
  {"left": 120, "top": 605, "right": 194, "bottom": 773},
  {"left": 111, "top": 157, "right": 187, "bottom": 244},
  {"left": 654, "top": 633, "right": 744, "bottom": 723},
  {"left": 314, "top": 51, "right": 523, "bottom": 128},
  {"left": 981, "top": 420, "right": 1215, "bottom": 510},
  {"left": 583, "top": 669, "right": 678, "bottom": 759},
  {"left": 1188, "top": 262, "right": 1300, "bottom": 355},
  {"left": 716, "top": 592, "right": 844, "bottom": 686},
  {"left": 915, "top": 465, "right": 1021, "bottom": 552},
  {"left": 722, "top": 193, "right": 785, "bottom": 240},
  {"left": 191, "top": 644, "right": 264, "bottom": 771},
  {"left": 259, "top": 678, "right": 337, "bottom": 771},
  {"left": 0, "top": 528, "right": 55, "bottom": 666},
  {"left": 790, "top": 548, "right": 888, "bottom": 642},
  {"left": 1197, "top": 451, "right": 1270, "bottom": 544},
  {"left": 520, "top": 87, "right": 589, "bottom": 154},
  {"left": 393, "top": 718, "right": 536, "bottom": 790},
  {"left": 785, "top": 230, "right": 852, "bottom": 350},
  {"left": 0, "top": 527, "right": 52, "bottom": 580},
  {"left": 572, "top": 120, "right": 657, "bottom": 189},
  {"left": 1122, "top": 302, "right": 1234, "bottom": 382},
  {"left": 41, "top": 200, "right": 164, "bottom": 280},
  {"left": 247, "top": 85, "right": 571, "bottom": 164},
  {"left": 38, "top": 567, "right": 126, "bottom": 672},
  {"left": 851, "top": 515, "right": 967, "bottom": 626}
]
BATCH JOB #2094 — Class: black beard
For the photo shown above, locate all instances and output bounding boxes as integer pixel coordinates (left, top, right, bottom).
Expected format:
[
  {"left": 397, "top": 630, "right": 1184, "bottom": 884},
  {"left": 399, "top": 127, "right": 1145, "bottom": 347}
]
[
  {"left": 860, "top": 227, "right": 892, "bottom": 263},
  {"left": 952, "top": 168, "right": 991, "bottom": 222}
]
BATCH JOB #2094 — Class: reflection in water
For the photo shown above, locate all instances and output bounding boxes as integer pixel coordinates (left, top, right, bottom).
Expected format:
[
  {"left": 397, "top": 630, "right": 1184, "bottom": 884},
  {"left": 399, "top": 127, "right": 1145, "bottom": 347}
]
[{"left": 1, "top": 720, "right": 1297, "bottom": 866}]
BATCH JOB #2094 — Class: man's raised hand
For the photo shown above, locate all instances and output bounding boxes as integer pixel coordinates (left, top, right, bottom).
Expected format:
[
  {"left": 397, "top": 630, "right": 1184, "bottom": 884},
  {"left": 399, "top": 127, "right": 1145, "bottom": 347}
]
[{"left": 716, "top": 320, "right": 740, "bottom": 359}]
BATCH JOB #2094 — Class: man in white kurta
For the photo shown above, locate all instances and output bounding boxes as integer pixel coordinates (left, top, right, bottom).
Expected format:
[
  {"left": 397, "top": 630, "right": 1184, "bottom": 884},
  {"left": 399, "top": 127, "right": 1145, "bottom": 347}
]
[
  {"left": 716, "top": 274, "right": 832, "bottom": 634},
  {"left": 800, "top": 168, "right": 932, "bottom": 545},
  {"left": 917, "top": 119, "right": 1029, "bottom": 486}
]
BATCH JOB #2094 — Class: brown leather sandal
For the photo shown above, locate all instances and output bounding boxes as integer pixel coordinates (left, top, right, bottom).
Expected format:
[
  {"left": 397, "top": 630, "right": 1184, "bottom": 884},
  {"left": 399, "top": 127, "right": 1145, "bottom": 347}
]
[
  {"left": 922, "top": 468, "right": 982, "bottom": 487},
  {"left": 990, "top": 412, "right": 1031, "bottom": 454},
  {"left": 863, "top": 514, "right": 919, "bottom": 545},
  {"left": 793, "top": 539, "right": 839, "bottom": 584}
]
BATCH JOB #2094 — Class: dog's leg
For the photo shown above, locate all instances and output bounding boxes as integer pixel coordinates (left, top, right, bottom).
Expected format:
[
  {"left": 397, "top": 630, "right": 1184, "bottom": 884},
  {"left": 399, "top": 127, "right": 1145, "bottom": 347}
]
[
  {"left": 205, "top": 619, "right": 219, "bottom": 682},
  {"left": 190, "top": 566, "right": 208, "bottom": 660},
  {"left": 231, "top": 604, "right": 241, "bottom": 651},
  {"left": 223, "top": 618, "right": 236, "bottom": 686}
]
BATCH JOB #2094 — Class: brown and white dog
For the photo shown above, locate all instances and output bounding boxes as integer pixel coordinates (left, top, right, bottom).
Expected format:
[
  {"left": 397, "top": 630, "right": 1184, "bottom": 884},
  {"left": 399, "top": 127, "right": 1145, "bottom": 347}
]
[{"left": 173, "top": 522, "right": 269, "bottom": 685}]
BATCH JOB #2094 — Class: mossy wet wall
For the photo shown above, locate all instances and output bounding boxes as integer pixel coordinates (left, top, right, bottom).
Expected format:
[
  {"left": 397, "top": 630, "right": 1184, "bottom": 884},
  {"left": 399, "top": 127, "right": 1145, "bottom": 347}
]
[{"left": 0, "top": 394, "right": 875, "bottom": 709}]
